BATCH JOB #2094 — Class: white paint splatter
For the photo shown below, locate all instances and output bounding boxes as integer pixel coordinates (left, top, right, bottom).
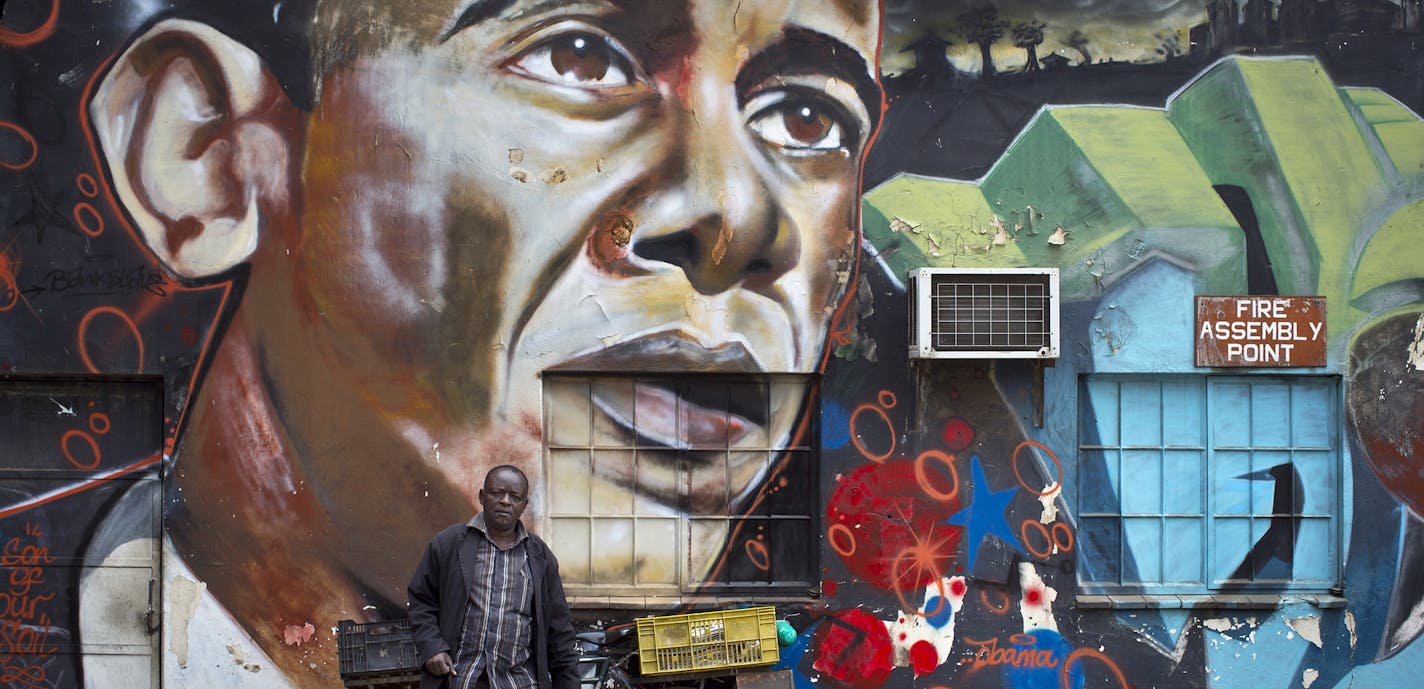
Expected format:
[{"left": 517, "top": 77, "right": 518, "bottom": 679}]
[
  {"left": 1302, "top": 668, "right": 1319, "bottom": 688},
  {"left": 1346, "top": 611, "right": 1357, "bottom": 651},
  {"left": 1018, "top": 563, "right": 1059, "bottom": 632},
  {"left": 1408, "top": 314, "right": 1424, "bottom": 371},
  {"left": 1038, "top": 483, "right": 1061, "bottom": 524},
  {"left": 1203, "top": 618, "right": 1235, "bottom": 633},
  {"left": 1286, "top": 616, "right": 1323, "bottom": 648}
]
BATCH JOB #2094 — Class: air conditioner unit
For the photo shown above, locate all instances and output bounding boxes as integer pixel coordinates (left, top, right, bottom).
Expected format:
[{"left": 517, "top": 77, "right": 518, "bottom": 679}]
[{"left": 908, "top": 268, "right": 1059, "bottom": 359}]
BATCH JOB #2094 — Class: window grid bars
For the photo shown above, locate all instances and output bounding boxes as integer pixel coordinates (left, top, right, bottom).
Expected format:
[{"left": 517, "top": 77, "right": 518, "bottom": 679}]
[{"left": 930, "top": 280, "right": 1051, "bottom": 350}]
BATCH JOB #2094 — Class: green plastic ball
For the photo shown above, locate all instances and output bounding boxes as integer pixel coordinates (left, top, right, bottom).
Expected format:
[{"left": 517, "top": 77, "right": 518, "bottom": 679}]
[{"left": 776, "top": 619, "right": 797, "bottom": 647}]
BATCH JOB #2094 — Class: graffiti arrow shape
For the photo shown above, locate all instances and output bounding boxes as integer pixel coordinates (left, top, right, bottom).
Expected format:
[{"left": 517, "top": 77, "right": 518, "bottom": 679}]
[{"left": 50, "top": 397, "right": 75, "bottom": 416}]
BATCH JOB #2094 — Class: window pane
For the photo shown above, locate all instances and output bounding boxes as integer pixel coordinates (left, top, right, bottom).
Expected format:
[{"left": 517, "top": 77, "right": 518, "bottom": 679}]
[
  {"left": 770, "top": 379, "right": 811, "bottom": 450},
  {"left": 1123, "top": 517, "right": 1163, "bottom": 583},
  {"left": 591, "top": 517, "right": 636, "bottom": 584},
  {"left": 687, "top": 450, "right": 730, "bottom": 516},
  {"left": 1163, "top": 518, "right": 1203, "bottom": 584},
  {"left": 636, "top": 519, "right": 679, "bottom": 585},
  {"left": 1213, "top": 450, "right": 1252, "bottom": 515},
  {"left": 593, "top": 449, "right": 635, "bottom": 515},
  {"left": 1121, "top": 382, "right": 1162, "bottom": 446},
  {"left": 758, "top": 451, "right": 812, "bottom": 515},
  {"left": 546, "top": 378, "right": 591, "bottom": 445},
  {"left": 1211, "top": 517, "right": 1251, "bottom": 584},
  {"left": 766, "top": 518, "right": 815, "bottom": 583},
  {"left": 1292, "top": 381, "right": 1334, "bottom": 448},
  {"left": 551, "top": 518, "right": 591, "bottom": 584},
  {"left": 592, "top": 378, "right": 636, "bottom": 446},
  {"left": 635, "top": 447, "right": 679, "bottom": 516},
  {"left": 1078, "top": 518, "right": 1122, "bottom": 584},
  {"left": 679, "top": 380, "right": 730, "bottom": 448},
  {"left": 1121, "top": 450, "right": 1162, "bottom": 514},
  {"left": 1211, "top": 381, "right": 1251, "bottom": 447},
  {"left": 730, "top": 381, "right": 770, "bottom": 449},
  {"left": 1250, "top": 382, "right": 1291, "bottom": 447},
  {"left": 688, "top": 518, "right": 730, "bottom": 585},
  {"left": 1082, "top": 378, "right": 1120, "bottom": 446},
  {"left": 548, "top": 449, "right": 592, "bottom": 514},
  {"left": 1251, "top": 451, "right": 1292, "bottom": 515},
  {"left": 1163, "top": 450, "right": 1204, "bottom": 514},
  {"left": 1079, "top": 449, "right": 1120, "bottom": 514},
  {"left": 1295, "top": 451, "right": 1334, "bottom": 514},
  {"left": 1162, "top": 379, "right": 1204, "bottom": 447},
  {"left": 1294, "top": 518, "right": 1334, "bottom": 582}
]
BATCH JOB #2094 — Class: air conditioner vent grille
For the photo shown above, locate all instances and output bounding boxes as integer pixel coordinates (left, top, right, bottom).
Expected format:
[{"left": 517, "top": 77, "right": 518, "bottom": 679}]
[{"left": 908, "top": 268, "right": 1059, "bottom": 359}]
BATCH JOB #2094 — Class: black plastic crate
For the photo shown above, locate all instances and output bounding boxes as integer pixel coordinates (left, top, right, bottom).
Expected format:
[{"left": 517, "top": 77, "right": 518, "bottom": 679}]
[{"left": 338, "top": 618, "right": 420, "bottom": 678}]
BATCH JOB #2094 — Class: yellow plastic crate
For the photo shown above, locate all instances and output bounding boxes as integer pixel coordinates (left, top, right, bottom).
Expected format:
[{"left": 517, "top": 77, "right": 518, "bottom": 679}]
[{"left": 635, "top": 606, "right": 779, "bottom": 676}]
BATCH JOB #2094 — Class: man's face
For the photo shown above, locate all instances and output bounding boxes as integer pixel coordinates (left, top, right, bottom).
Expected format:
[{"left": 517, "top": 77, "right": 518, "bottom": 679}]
[
  {"left": 479, "top": 468, "right": 531, "bottom": 533},
  {"left": 266, "top": 0, "right": 878, "bottom": 580}
]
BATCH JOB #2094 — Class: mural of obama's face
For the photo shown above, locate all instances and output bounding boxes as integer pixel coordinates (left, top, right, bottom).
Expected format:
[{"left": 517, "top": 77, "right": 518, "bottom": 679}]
[{"left": 92, "top": 0, "right": 880, "bottom": 601}]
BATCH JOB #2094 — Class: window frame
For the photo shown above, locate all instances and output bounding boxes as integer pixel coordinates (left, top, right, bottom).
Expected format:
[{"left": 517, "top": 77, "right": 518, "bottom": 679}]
[
  {"left": 1075, "top": 373, "right": 1344, "bottom": 598},
  {"left": 540, "top": 372, "right": 821, "bottom": 602}
]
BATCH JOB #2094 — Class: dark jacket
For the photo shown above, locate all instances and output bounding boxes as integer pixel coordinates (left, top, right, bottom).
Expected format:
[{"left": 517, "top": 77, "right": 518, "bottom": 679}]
[{"left": 407, "top": 520, "right": 580, "bottom": 689}]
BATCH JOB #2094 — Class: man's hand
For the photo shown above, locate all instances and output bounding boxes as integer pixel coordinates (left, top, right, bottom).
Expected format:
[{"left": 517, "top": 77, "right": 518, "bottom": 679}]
[{"left": 425, "top": 651, "right": 456, "bottom": 676}]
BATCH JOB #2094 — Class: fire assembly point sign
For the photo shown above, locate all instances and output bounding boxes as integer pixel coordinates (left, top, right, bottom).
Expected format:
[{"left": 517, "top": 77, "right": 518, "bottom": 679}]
[{"left": 1195, "top": 296, "right": 1326, "bottom": 367}]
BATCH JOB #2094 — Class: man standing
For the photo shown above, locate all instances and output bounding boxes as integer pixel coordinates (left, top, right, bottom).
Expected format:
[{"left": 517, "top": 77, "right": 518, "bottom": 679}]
[{"left": 408, "top": 465, "right": 580, "bottom": 689}]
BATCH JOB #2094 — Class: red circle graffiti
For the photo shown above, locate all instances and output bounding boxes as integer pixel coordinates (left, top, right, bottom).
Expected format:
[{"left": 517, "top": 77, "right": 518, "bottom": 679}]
[
  {"left": 77, "top": 173, "right": 98, "bottom": 198},
  {"left": 1052, "top": 522, "right": 1075, "bottom": 553},
  {"left": 1024, "top": 589, "right": 1043, "bottom": 606},
  {"left": 908, "top": 640, "right": 938, "bottom": 676},
  {"left": 89, "top": 413, "right": 110, "bottom": 435},
  {"left": 949, "top": 578, "right": 967, "bottom": 598},
  {"left": 828, "top": 524, "right": 857, "bottom": 558},
  {"left": 0, "top": 122, "right": 38, "bottom": 170},
  {"left": 1012, "top": 440, "right": 1064, "bottom": 497},
  {"left": 850, "top": 403, "right": 895, "bottom": 462},
  {"left": 62, "top": 430, "right": 100, "bottom": 470},
  {"left": 1061, "top": 648, "right": 1131, "bottom": 689},
  {"left": 0, "top": 0, "right": 59, "bottom": 46},
  {"left": 915, "top": 450, "right": 960, "bottom": 502},
  {"left": 941, "top": 417, "right": 974, "bottom": 451},
  {"left": 78, "top": 306, "right": 145, "bottom": 374},
  {"left": 1021, "top": 520, "right": 1053, "bottom": 559},
  {"left": 826, "top": 460, "right": 961, "bottom": 590},
  {"left": 878, "top": 390, "right": 897, "bottom": 409},
  {"left": 979, "top": 587, "right": 1010, "bottom": 615},
  {"left": 745, "top": 539, "right": 770, "bottom": 572},
  {"left": 73, "top": 203, "right": 104, "bottom": 237}
]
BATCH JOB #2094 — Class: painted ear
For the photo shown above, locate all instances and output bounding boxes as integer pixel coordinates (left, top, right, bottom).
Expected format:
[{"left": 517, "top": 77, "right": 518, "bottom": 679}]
[{"left": 89, "top": 19, "right": 297, "bottom": 279}]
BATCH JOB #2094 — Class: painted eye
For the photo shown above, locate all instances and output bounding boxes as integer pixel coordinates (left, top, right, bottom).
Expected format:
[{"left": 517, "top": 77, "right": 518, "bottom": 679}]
[
  {"left": 510, "top": 31, "right": 636, "bottom": 88},
  {"left": 748, "top": 99, "right": 847, "bottom": 152}
]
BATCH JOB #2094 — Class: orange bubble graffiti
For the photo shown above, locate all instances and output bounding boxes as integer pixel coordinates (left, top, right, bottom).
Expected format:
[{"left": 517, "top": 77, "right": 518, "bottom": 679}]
[
  {"left": 828, "top": 524, "right": 857, "bottom": 558},
  {"left": 1012, "top": 440, "right": 1064, "bottom": 497},
  {"left": 0, "top": 0, "right": 60, "bottom": 47},
  {"left": 0, "top": 122, "right": 38, "bottom": 170},
  {"left": 76, "top": 173, "right": 98, "bottom": 198},
  {"left": 1052, "top": 522, "right": 1074, "bottom": 553},
  {"left": 915, "top": 450, "right": 960, "bottom": 502},
  {"left": 1060, "top": 648, "right": 1131, "bottom": 689},
  {"left": 745, "top": 539, "right": 770, "bottom": 572},
  {"left": 88, "top": 413, "right": 110, "bottom": 435},
  {"left": 979, "top": 587, "right": 1010, "bottom": 615},
  {"left": 1021, "top": 520, "right": 1053, "bottom": 559},
  {"left": 73, "top": 202, "right": 103, "bottom": 237},
  {"left": 61, "top": 430, "right": 100, "bottom": 470},
  {"left": 850, "top": 391, "right": 897, "bottom": 462},
  {"left": 78, "top": 306, "right": 145, "bottom": 374}
]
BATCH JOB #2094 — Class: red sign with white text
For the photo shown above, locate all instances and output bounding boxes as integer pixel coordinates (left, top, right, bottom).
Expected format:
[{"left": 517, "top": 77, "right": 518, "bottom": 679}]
[{"left": 1195, "top": 296, "right": 1326, "bottom": 367}]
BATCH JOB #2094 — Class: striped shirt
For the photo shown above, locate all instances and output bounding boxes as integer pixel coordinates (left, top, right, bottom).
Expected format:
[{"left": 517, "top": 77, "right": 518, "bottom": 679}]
[{"left": 452, "top": 513, "right": 536, "bottom": 689}]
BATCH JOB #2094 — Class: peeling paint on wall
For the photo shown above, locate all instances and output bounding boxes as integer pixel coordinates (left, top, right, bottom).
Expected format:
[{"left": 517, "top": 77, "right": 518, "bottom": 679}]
[
  {"left": 1407, "top": 314, "right": 1424, "bottom": 372},
  {"left": 167, "top": 575, "right": 207, "bottom": 668},
  {"left": 1286, "top": 616, "right": 1323, "bottom": 649}
]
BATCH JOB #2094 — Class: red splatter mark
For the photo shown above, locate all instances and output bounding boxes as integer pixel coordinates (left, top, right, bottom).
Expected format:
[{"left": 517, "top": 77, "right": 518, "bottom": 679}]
[
  {"left": 898, "top": 632, "right": 907, "bottom": 641},
  {"left": 909, "top": 640, "right": 939, "bottom": 676},
  {"left": 811, "top": 609, "right": 893, "bottom": 689},
  {"left": 949, "top": 578, "right": 967, "bottom": 598},
  {"left": 1024, "top": 588, "right": 1042, "bottom": 606},
  {"left": 941, "top": 417, "right": 974, "bottom": 451},
  {"left": 825, "top": 460, "right": 961, "bottom": 591},
  {"left": 283, "top": 622, "right": 316, "bottom": 646},
  {"left": 821, "top": 578, "right": 839, "bottom": 597}
]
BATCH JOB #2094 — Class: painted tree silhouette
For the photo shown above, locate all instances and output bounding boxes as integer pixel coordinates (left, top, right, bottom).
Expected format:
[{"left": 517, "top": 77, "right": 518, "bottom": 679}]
[
  {"left": 1013, "top": 20, "right": 1047, "bottom": 72},
  {"left": 957, "top": 4, "right": 1010, "bottom": 78},
  {"left": 1066, "top": 29, "right": 1092, "bottom": 65}
]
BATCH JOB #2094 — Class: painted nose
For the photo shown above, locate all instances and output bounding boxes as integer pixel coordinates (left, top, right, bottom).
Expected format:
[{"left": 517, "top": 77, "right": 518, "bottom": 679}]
[{"left": 630, "top": 95, "right": 798, "bottom": 296}]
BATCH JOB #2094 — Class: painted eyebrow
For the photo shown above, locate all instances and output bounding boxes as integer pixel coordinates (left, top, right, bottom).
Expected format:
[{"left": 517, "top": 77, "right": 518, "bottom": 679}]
[
  {"left": 735, "top": 27, "right": 883, "bottom": 132},
  {"left": 440, "top": 0, "right": 518, "bottom": 43}
]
